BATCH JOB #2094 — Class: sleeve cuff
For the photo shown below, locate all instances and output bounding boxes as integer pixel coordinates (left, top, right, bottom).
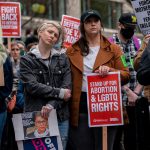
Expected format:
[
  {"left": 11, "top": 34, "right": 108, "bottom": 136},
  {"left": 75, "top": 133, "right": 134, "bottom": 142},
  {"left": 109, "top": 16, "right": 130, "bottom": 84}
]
[{"left": 59, "top": 88, "right": 65, "bottom": 99}]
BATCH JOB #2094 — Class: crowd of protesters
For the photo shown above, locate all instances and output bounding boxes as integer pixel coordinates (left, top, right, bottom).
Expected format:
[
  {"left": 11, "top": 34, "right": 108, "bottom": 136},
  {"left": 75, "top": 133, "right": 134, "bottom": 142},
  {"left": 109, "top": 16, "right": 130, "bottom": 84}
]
[{"left": 0, "top": 9, "right": 150, "bottom": 150}]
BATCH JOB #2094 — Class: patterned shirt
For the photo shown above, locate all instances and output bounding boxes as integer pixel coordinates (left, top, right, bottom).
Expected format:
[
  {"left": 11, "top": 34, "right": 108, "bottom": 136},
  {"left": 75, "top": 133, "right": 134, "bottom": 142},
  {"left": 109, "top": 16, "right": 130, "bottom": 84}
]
[{"left": 111, "top": 33, "right": 138, "bottom": 105}]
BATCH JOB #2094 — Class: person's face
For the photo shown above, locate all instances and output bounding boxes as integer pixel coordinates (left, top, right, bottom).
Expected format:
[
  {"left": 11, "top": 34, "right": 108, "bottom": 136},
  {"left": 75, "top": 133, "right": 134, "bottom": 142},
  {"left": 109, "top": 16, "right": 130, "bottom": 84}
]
[
  {"left": 119, "top": 23, "right": 136, "bottom": 39},
  {"left": 10, "top": 45, "right": 20, "bottom": 61},
  {"left": 84, "top": 17, "right": 101, "bottom": 36},
  {"left": 119, "top": 23, "right": 136, "bottom": 30},
  {"left": 35, "top": 116, "right": 48, "bottom": 134},
  {"left": 39, "top": 25, "right": 59, "bottom": 47},
  {"left": 17, "top": 43, "right": 25, "bottom": 50}
]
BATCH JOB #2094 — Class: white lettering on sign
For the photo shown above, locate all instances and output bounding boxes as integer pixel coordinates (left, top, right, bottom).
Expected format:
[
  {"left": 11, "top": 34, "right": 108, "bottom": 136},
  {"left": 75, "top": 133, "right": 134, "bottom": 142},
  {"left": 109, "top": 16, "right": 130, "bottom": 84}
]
[{"left": 1, "top": 6, "right": 17, "bottom": 13}]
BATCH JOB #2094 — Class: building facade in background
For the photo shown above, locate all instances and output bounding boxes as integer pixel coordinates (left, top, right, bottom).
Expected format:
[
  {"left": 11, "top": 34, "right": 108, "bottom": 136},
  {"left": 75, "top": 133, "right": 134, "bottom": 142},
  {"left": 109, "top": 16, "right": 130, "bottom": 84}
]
[{"left": 7, "top": 0, "right": 140, "bottom": 38}]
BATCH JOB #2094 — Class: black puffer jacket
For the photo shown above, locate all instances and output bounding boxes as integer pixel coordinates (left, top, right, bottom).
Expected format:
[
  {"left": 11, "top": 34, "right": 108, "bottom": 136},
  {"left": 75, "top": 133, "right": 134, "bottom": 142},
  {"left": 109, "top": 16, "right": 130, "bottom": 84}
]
[
  {"left": 20, "top": 48, "right": 72, "bottom": 121},
  {"left": 137, "top": 40, "right": 150, "bottom": 86}
]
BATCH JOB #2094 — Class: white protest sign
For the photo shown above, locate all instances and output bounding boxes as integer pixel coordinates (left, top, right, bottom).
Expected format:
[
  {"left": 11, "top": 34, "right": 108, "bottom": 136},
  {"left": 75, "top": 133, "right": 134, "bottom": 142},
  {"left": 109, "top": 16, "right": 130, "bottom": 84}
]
[
  {"left": 131, "top": 0, "right": 150, "bottom": 35},
  {"left": 12, "top": 110, "right": 59, "bottom": 141},
  {"left": 12, "top": 110, "right": 63, "bottom": 150}
]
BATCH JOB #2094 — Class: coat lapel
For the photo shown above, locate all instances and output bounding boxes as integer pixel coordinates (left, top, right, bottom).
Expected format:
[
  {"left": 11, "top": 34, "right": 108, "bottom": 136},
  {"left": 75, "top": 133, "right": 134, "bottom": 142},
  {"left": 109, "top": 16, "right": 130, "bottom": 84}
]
[
  {"left": 68, "top": 47, "right": 83, "bottom": 72},
  {"left": 93, "top": 48, "right": 114, "bottom": 71},
  {"left": 93, "top": 36, "right": 114, "bottom": 71},
  {"left": 68, "top": 36, "right": 114, "bottom": 72}
]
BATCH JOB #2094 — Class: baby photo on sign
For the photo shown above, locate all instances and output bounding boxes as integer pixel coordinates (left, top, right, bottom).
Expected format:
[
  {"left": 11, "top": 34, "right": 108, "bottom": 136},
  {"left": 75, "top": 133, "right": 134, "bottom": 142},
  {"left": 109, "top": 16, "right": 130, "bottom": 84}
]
[{"left": 21, "top": 111, "right": 50, "bottom": 139}]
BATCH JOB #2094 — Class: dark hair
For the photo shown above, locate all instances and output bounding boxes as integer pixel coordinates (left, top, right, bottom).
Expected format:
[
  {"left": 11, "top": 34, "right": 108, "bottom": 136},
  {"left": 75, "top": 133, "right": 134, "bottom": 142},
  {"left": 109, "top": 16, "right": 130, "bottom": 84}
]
[
  {"left": 25, "top": 35, "right": 39, "bottom": 50},
  {"left": 15, "top": 40, "right": 25, "bottom": 47},
  {"left": 11, "top": 41, "right": 19, "bottom": 49},
  {"left": 78, "top": 20, "right": 104, "bottom": 56},
  {"left": 34, "top": 112, "right": 42, "bottom": 121}
]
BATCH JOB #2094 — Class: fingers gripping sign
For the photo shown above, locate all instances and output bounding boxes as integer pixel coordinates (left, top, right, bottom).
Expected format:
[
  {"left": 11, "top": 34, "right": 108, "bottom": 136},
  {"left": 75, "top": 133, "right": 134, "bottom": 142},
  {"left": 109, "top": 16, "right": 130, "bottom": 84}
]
[
  {"left": 95, "top": 65, "right": 111, "bottom": 76},
  {"left": 41, "top": 104, "right": 53, "bottom": 118}
]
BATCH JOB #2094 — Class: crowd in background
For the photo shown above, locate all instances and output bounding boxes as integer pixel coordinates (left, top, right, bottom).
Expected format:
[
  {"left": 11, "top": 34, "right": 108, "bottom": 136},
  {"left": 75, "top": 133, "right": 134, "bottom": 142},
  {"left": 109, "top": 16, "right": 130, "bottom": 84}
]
[{"left": 0, "top": 9, "right": 150, "bottom": 150}]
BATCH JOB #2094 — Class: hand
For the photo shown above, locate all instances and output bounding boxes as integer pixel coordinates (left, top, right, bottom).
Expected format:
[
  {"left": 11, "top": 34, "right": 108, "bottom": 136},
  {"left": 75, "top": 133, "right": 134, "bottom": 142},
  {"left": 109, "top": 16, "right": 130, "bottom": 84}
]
[
  {"left": 123, "top": 86, "right": 138, "bottom": 106},
  {"left": 64, "top": 89, "right": 71, "bottom": 101},
  {"left": 41, "top": 104, "right": 53, "bottom": 118},
  {"left": 143, "top": 34, "right": 150, "bottom": 44},
  {"left": 95, "top": 65, "right": 110, "bottom": 77}
]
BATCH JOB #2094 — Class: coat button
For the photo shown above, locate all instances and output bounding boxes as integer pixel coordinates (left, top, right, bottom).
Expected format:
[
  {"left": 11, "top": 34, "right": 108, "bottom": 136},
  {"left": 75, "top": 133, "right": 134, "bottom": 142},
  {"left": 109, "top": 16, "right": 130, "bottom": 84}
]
[
  {"left": 47, "top": 82, "right": 49, "bottom": 85},
  {"left": 58, "top": 71, "right": 61, "bottom": 74},
  {"left": 39, "top": 71, "right": 42, "bottom": 74}
]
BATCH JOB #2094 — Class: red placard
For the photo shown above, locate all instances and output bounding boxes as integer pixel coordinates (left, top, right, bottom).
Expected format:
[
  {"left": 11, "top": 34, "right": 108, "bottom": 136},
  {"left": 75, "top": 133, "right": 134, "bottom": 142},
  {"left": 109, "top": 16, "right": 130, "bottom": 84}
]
[
  {"left": 86, "top": 72, "right": 123, "bottom": 127},
  {"left": 61, "top": 15, "right": 80, "bottom": 48},
  {"left": 0, "top": 2, "right": 21, "bottom": 37}
]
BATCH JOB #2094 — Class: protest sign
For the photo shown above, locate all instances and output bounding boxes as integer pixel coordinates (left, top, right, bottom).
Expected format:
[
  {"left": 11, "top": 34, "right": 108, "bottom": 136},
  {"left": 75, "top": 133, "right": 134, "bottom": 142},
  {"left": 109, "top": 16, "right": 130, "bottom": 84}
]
[
  {"left": 86, "top": 72, "right": 123, "bottom": 127},
  {"left": 131, "top": 0, "right": 150, "bottom": 35},
  {"left": 17, "top": 136, "right": 63, "bottom": 150},
  {"left": 0, "top": 19, "right": 4, "bottom": 86},
  {"left": 0, "top": 2, "right": 21, "bottom": 37},
  {"left": 12, "top": 110, "right": 59, "bottom": 140},
  {"left": 0, "top": 17, "right": 2, "bottom": 43},
  {"left": 12, "top": 110, "right": 63, "bottom": 150},
  {"left": 61, "top": 15, "right": 80, "bottom": 47}
]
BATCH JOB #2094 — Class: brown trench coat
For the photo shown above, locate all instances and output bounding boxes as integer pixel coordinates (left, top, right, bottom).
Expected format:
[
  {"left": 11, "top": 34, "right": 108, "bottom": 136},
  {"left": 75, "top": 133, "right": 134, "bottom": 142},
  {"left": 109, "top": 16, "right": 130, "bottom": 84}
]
[{"left": 66, "top": 35, "right": 130, "bottom": 127}]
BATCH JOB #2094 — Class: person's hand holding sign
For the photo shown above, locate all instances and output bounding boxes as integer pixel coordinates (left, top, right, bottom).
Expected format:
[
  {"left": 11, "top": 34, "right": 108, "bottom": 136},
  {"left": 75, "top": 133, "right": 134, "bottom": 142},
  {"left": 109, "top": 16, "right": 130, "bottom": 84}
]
[
  {"left": 41, "top": 104, "right": 53, "bottom": 118},
  {"left": 95, "top": 65, "right": 112, "bottom": 76},
  {"left": 143, "top": 34, "right": 150, "bottom": 45}
]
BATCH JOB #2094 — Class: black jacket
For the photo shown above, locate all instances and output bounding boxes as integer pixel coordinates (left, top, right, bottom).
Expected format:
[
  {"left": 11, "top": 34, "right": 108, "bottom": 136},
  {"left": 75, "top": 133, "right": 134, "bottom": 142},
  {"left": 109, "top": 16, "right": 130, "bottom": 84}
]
[
  {"left": 137, "top": 40, "right": 150, "bottom": 86},
  {"left": 20, "top": 48, "right": 72, "bottom": 121}
]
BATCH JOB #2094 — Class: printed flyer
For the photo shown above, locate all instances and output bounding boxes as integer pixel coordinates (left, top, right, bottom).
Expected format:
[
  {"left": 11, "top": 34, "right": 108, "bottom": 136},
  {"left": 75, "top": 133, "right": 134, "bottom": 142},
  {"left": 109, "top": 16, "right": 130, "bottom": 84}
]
[{"left": 12, "top": 110, "right": 63, "bottom": 150}]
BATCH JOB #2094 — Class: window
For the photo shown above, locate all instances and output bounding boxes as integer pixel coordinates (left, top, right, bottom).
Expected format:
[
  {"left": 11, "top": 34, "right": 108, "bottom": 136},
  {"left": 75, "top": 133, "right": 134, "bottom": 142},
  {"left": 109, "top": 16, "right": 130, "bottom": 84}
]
[
  {"left": 14, "top": 0, "right": 66, "bottom": 21},
  {"left": 82, "top": 0, "right": 123, "bottom": 29}
]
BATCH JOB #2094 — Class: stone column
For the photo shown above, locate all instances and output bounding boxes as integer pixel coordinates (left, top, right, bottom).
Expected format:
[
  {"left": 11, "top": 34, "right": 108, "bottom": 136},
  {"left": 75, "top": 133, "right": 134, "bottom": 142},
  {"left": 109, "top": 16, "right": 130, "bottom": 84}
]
[{"left": 66, "top": 0, "right": 81, "bottom": 18}]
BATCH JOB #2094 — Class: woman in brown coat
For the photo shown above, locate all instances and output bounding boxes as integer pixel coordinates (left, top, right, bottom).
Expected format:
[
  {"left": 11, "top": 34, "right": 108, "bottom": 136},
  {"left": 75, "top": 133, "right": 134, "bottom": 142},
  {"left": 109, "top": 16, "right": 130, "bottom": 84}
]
[{"left": 66, "top": 9, "right": 129, "bottom": 150}]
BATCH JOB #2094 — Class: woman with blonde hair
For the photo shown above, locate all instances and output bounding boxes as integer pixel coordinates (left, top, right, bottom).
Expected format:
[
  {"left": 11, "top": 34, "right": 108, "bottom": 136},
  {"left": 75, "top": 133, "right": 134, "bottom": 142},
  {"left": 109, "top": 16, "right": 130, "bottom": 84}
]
[{"left": 20, "top": 21, "right": 72, "bottom": 149}]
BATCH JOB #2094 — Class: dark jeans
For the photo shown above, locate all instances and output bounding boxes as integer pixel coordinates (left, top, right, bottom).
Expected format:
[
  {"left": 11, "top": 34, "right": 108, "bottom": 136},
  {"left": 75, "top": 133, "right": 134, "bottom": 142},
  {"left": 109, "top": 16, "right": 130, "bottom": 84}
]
[
  {"left": 124, "top": 106, "right": 137, "bottom": 150},
  {"left": 135, "top": 97, "right": 150, "bottom": 150},
  {"left": 1, "top": 113, "right": 18, "bottom": 150},
  {"left": 113, "top": 126, "right": 124, "bottom": 150},
  {"left": 67, "top": 113, "right": 117, "bottom": 150},
  {"left": 0, "top": 110, "right": 7, "bottom": 148},
  {"left": 124, "top": 98, "right": 150, "bottom": 150}
]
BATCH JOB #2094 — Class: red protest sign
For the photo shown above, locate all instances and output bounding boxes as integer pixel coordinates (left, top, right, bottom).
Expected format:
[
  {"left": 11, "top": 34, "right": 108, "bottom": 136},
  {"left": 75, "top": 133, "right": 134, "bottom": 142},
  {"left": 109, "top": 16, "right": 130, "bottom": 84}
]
[
  {"left": 0, "top": 2, "right": 21, "bottom": 37},
  {"left": 86, "top": 72, "right": 123, "bottom": 127},
  {"left": 61, "top": 15, "right": 80, "bottom": 48}
]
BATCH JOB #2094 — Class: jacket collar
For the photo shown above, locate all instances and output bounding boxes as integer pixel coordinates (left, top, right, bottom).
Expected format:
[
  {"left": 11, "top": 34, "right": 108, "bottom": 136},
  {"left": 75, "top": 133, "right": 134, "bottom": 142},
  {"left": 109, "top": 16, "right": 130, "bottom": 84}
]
[
  {"left": 71, "top": 35, "right": 111, "bottom": 51},
  {"left": 30, "top": 45, "right": 64, "bottom": 59},
  {"left": 67, "top": 35, "right": 114, "bottom": 72}
]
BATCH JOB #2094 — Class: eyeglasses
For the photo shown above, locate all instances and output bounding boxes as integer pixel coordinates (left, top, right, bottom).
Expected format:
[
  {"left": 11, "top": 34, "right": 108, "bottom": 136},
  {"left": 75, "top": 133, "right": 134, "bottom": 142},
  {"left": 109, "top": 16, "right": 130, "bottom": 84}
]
[
  {"left": 11, "top": 48, "right": 20, "bottom": 51},
  {"left": 36, "top": 120, "right": 47, "bottom": 125}
]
